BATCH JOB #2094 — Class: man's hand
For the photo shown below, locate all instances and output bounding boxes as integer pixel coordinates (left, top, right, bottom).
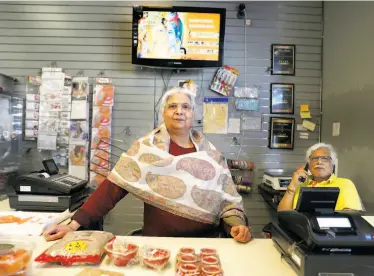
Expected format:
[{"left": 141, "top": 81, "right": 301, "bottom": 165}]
[{"left": 230, "top": 225, "right": 252, "bottom": 243}]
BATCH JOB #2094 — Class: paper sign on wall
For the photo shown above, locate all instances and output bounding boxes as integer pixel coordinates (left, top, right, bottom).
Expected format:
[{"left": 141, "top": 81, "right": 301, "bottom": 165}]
[
  {"left": 242, "top": 116, "right": 262, "bottom": 130},
  {"left": 300, "top": 104, "right": 311, "bottom": 119},
  {"left": 297, "top": 124, "right": 306, "bottom": 131},
  {"left": 302, "top": 120, "right": 316, "bottom": 131},
  {"left": 300, "top": 104, "right": 309, "bottom": 112},
  {"left": 203, "top": 97, "right": 228, "bottom": 134},
  {"left": 228, "top": 118, "right": 241, "bottom": 134}
]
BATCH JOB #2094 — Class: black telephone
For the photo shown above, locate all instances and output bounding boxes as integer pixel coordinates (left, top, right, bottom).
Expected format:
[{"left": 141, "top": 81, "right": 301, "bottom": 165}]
[{"left": 298, "top": 164, "right": 309, "bottom": 183}]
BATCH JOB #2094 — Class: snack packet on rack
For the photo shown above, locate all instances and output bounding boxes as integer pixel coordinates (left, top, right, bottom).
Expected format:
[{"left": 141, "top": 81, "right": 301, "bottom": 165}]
[
  {"left": 139, "top": 245, "right": 170, "bottom": 271},
  {"left": 34, "top": 231, "right": 114, "bottom": 266}
]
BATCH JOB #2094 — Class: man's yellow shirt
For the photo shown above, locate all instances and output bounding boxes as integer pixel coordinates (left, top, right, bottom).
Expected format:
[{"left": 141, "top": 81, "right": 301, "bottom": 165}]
[{"left": 292, "top": 174, "right": 363, "bottom": 211}]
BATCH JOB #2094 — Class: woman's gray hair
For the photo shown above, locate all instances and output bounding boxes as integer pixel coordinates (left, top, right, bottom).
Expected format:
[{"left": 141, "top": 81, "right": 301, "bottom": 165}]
[
  {"left": 157, "top": 87, "right": 196, "bottom": 124},
  {"left": 305, "top": 142, "right": 337, "bottom": 165}
]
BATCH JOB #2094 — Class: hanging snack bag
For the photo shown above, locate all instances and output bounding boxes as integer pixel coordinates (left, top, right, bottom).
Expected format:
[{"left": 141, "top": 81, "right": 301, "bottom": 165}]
[{"left": 34, "top": 231, "right": 114, "bottom": 266}]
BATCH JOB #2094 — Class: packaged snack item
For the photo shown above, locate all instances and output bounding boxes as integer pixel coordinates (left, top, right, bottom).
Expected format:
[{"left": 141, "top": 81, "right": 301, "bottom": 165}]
[
  {"left": 34, "top": 231, "right": 114, "bottom": 266},
  {"left": 94, "top": 85, "right": 114, "bottom": 106},
  {"left": 140, "top": 246, "right": 170, "bottom": 270},
  {"left": 104, "top": 238, "right": 139, "bottom": 267},
  {"left": 91, "top": 127, "right": 111, "bottom": 149},
  {"left": 201, "top": 255, "right": 219, "bottom": 266},
  {"left": 90, "top": 149, "right": 110, "bottom": 171},
  {"left": 201, "top": 265, "right": 223, "bottom": 276},
  {"left": 176, "top": 254, "right": 198, "bottom": 273},
  {"left": 75, "top": 268, "right": 124, "bottom": 276},
  {"left": 0, "top": 238, "right": 34, "bottom": 276},
  {"left": 200, "top": 248, "right": 217, "bottom": 259},
  {"left": 179, "top": 247, "right": 195, "bottom": 255},
  {"left": 177, "top": 263, "right": 200, "bottom": 276},
  {"left": 175, "top": 247, "right": 223, "bottom": 275},
  {"left": 92, "top": 106, "right": 112, "bottom": 127}
]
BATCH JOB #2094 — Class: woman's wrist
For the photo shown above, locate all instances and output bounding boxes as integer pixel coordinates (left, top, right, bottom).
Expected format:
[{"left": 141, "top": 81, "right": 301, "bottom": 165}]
[{"left": 67, "top": 220, "right": 81, "bottom": 231}]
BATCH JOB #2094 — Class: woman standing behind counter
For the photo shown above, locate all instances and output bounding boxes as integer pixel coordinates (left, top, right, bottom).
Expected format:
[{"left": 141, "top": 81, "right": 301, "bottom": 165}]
[{"left": 44, "top": 87, "right": 251, "bottom": 243}]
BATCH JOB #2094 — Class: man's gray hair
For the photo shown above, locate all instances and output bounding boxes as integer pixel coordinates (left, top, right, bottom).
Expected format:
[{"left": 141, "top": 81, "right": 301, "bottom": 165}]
[
  {"left": 305, "top": 142, "right": 337, "bottom": 165},
  {"left": 157, "top": 87, "right": 196, "bottom": 124}
]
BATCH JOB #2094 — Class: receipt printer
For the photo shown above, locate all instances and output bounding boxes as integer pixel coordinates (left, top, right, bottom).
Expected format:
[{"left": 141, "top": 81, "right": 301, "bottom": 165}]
[
  {"left": 272, "top": 187, "right": 374, "bottom": 276},
  {"left": 9, "top": 159, "right": 90, "bottom": 212}
]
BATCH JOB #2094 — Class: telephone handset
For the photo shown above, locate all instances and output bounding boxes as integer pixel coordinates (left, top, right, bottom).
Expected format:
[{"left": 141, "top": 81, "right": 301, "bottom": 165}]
[{"left": 298, "top": 163, "right": 309, "bottom": 183}]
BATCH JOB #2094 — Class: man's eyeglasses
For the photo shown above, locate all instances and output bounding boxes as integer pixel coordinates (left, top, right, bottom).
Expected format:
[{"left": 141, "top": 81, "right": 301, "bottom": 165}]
[
  {"left": 309, "top": 156, "right": 332, "bottom": 163},
  {"left": 166, "top": 103, "right": 192, "bottom": 111}
]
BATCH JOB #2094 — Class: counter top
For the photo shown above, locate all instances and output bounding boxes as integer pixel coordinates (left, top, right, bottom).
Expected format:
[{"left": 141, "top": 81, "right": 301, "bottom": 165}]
[{"left": 22, "top": 235, "right": 296, "bottom": 276}]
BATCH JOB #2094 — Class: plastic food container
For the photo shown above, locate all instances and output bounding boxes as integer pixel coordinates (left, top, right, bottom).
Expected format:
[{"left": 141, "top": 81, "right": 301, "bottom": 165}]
[
  {"left": 141, "top": 247, "right": 170, "bottom": 270},
  {"left": 0, "top": 239, "right": 35, "bottom": 276},
  {"left": 200, "top": 248, "right": 217, "bottom": 259},
  {"left": 201, "top": 265, "right": 223, "bottom": 276},
  {"left": 201, "top": 255, "right": 219, "bottom": 266},
  {"left": 179, "top": 247, "right": 195, "bottom": 255},
  {"left": 104, "top": 239, "right": 138, "bottom": 267},
  {"left": 177, "top": 263, "right": 200, "bottom": 276},
  {"left": 176, "top": 254, "right": 199, "bottom": 272}
]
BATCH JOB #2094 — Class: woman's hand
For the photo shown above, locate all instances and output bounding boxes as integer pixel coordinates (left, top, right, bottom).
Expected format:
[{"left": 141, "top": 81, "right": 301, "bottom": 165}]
[
  {"left": 43, "top": 222, "right": 78, "bottom": 241},
  {"left": 230, "top": 225, "right": 252, "bottom": 243}
]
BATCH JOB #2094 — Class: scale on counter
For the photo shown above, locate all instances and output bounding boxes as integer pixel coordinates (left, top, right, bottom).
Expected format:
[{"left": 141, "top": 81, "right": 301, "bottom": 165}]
[{"left": 263, "top": 170, "right": 294, "bottom": 190}]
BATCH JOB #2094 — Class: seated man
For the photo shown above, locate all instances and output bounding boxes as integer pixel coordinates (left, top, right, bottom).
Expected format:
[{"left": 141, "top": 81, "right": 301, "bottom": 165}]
[{"left": 278, "top": 143, "right": 363, "bottom": 211}]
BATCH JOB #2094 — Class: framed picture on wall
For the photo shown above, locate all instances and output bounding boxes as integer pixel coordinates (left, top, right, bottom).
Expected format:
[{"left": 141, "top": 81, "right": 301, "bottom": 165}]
[
  {"left": 269, "top": 117, "right": 295, "bottom": 149},
  {"left": 270, "top": 83, "right": 294, "bottom": 114},
  {"left": 271, "top": 44, "right": 296, "bottom": 75}
]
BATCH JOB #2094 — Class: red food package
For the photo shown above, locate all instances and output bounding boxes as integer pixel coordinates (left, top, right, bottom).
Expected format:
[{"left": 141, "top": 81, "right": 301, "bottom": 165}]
[{"left": 34, "top": 231, "right": 114, "bottom": 266}]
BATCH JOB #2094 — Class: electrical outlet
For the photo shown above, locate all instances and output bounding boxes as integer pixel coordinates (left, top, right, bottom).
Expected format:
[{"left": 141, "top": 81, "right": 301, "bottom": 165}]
[{"left": 246, "top": 19, "right": 252, "bottom": 26}]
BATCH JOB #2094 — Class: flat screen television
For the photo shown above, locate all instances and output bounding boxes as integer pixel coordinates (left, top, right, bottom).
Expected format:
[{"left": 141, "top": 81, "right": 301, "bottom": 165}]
[{"left": 132, "top": 6, "right": 226, "bottom": 68}]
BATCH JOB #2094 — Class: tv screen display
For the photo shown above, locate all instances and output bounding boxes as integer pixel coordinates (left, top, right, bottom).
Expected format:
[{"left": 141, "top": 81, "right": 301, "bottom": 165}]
[{"left": 132, "top": 6, "right": 226, "bottom": 68}]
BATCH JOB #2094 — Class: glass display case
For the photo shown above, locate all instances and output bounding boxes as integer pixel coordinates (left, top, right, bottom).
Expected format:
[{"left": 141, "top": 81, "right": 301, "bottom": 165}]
[{"left": 0, "top": 74, "right": 23, "bottom": 195}]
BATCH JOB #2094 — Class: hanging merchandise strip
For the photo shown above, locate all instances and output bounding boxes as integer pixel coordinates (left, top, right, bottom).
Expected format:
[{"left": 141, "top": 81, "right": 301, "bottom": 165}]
[
  {"left": 37, "top": 67, "right": 64, "bottom": 151},
  {"left": 24, "top": 76, "right": 41, "bottom": 141},
  {"left": 89, "top": 77, "right": 114, "bottom": 189},
  {"left": 68, "top": 76, "right": 90, "bottom": 180},
  {"left": 53, "top": 74, "right": 72, "bottom": 168}
]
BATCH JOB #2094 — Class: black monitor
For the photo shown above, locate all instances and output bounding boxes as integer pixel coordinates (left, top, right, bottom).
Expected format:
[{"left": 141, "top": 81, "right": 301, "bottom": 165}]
[
  {"left": 42, "top": 159, "right": 59, "bottom": 175},
  {"left": 295, "top": 187, "right": 340, "bottom": 214}
]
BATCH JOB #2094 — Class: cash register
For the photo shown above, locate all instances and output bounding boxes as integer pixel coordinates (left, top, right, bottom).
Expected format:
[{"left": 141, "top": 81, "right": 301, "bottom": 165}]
[
  {"left": 9, "top": 159, "right": 90, "bottom": 212},
  {"left": 272, "top": 187, "right": 374, "bottom": 276}
]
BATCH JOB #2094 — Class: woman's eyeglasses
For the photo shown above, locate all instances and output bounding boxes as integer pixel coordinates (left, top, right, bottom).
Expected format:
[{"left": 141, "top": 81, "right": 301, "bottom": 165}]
[
  {"left": 309, "top": 156, "right": 332, "bottom": 163},
  {"left": 166, "top": 103, "right": 192, "bottom": 111}
]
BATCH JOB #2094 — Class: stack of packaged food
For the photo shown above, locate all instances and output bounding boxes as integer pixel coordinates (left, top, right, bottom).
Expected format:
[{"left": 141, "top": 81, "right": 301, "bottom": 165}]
[{"left": 175, "top": 247, "right": 223, "bottom": 276}]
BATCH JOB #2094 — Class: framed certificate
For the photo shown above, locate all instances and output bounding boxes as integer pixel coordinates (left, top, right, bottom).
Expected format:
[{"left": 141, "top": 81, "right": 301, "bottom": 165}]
[
  {"left": 269, "top": 117, "right": 295, "bottom": 149},
  {"left": 270, "top": 83, "right": 294, "bottom": 114},
  {"left": 271, "top": 44, "right": 296, "bottom": 75}
]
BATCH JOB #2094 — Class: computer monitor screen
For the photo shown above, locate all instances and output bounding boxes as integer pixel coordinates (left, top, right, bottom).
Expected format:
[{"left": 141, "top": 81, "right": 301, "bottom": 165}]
[
  {"left": 296, "top": 187, "right": 340, "bottom": 213},
  {"left": 316, "top": 217, "right": 351, "bottom": 228},
  {"left": 42, "top": 159, "right": 59, "bottom": 175}
]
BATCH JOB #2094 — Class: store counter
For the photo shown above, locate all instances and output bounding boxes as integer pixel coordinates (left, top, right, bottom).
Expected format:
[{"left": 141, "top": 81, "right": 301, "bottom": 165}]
[{"left": 20, "top": 235, "right": 296, "bottom": 276}]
